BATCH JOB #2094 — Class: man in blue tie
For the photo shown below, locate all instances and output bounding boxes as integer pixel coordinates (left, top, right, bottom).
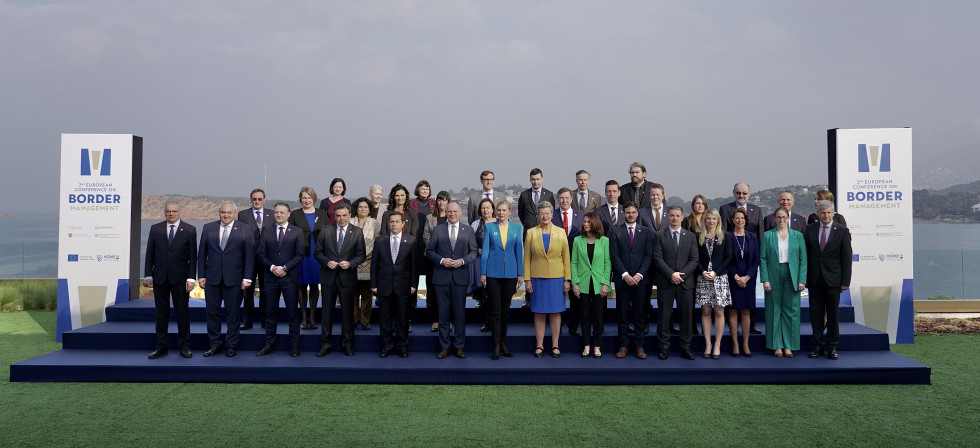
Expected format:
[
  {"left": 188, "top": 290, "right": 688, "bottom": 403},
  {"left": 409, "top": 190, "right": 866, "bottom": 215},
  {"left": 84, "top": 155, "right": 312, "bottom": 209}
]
[
  {"left": 256, "top": 203, "right": 306, "bottom": 357},
  {"left": 238, "top": 188, "right": 274, "bottom": 330},
  {"left": 144, "top": 201, "right": 197, "bottom": 359},
  {"left": 652, "top": 206, "right": 700, "bottom": 360}
]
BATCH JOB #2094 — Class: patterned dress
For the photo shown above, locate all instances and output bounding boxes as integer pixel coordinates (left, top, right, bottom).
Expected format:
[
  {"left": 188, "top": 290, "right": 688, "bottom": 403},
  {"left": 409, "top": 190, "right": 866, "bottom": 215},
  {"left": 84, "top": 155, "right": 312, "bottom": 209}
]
[{"left": 696, "top": 237, "right": 733, "bottom": 307}]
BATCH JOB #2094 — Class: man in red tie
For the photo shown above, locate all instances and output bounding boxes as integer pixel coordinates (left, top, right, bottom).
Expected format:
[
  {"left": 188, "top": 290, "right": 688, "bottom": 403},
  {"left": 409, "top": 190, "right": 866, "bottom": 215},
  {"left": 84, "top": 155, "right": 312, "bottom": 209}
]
[
  {"left": 552, "top": 188, "right": 583, "bottom": 336},
  {"left": 609, "top": 202, "right": 653, "bottom": 359}
]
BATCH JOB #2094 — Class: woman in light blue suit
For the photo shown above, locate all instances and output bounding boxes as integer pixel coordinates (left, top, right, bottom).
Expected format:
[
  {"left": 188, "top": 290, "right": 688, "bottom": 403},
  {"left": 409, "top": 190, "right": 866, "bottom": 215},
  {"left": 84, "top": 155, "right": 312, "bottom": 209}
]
[
  {"left": 571, "top": 212, "right": 610, "bottom": 359},
  {"left": 480, "top": 201, "right": 524, "bottom": 360},
  {"left": 760, "top": 207, "right": 807, "bottom": 358}
]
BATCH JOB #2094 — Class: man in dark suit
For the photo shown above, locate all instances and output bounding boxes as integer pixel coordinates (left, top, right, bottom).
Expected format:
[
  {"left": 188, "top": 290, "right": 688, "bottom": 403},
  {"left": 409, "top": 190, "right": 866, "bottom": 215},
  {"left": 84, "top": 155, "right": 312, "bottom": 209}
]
[
  {"left": 238, "top": 188, "right": 274, "bottom": 330},
  {"left": 609, "top": 201, "right": 654, "bottom": 359},
  {"left": 372, "top": 211, "right": 418, "bottom": 358},
  {"left": 425, "top": 201, "right": 478, "bottom": 359},
  {"left": 467, "top": 170, "right": 507, "bottom": 224},
  {"left": 517, "top": 168, "right": 556, "bottom": 233},
  {"left": 619, "top": 161, "right": 656, "bottom": 209},
  {"left": 255, "top": 203, "right": 306, "bottom": 357},
  {"left": 719, "top": 182, "right": 764, "bottom": 241},
  {"left": 638, "top": 183, "right": 668, "bottom": 233},
  {"left": 596, "top": 180, "right": 624, "bottom": 237},
  {"left": 198, "top": 201, "right": 255, "bottom": 358},
  {"left": 314, "top": 202, "right": 366, "bottom": 356},
  {"left": 805, "top": 201, "right": 853, "bottom": 360},
  {"left": 552, "top": 188, "right": 584, "bottom": 336},
  {"left": 144, "top": 201, "right": 197, "bottom": 359},
  {"left": 571, "top": 169, "right": 601, "bottom": 213},
  {"left": 764, "top": 189, "right": 807, "bottom": 234},
  {"left": 652, "top": 205, "right": 700, "bottom": 360}
]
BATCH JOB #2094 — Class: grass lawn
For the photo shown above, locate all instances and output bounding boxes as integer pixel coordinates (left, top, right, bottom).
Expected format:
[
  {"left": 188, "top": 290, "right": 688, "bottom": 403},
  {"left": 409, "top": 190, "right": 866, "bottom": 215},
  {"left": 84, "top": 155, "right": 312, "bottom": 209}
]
[{"left": 1, "top": 311, "right": 977, "bottom": 447}]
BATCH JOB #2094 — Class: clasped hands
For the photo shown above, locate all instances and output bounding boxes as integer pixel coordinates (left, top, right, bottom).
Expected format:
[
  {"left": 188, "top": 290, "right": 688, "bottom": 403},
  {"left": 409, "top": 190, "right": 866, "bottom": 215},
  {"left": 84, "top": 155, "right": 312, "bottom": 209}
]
[
  {"left": 326, "top": 260, "right": 351, "bottom": 270},
  {"left": 441, "top": 258, "right": 464, "bottom": 268}
]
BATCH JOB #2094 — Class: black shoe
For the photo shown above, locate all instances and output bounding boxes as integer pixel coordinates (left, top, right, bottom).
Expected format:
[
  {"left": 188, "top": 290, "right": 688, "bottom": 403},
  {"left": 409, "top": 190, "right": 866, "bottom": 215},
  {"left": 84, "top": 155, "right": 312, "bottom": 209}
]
[
  {"left": 681, "top": 350, "right": 695, "bottom": 360},
  {"left": 534, "top": 347, "right": 544, "bottom": 358},
  {"left": 344, "top": 347, "right": 355, "bottom": 356},
  {"left": 148, "top": 349, "right": 167, "bottom": 359},
  {"left": 310, "top": 322, "right": 318, "bottom": 330},
  {"left": 568, "top": 327, "right": 580, "bottom": 337},
  {"left": 180, "top": 347, "right": 192, "bottom": 358},
  {"left": 658, "top": 350, "right": 668, "bottom": 360},
  {"left": 522, "top": 300, "right": 531, "bottom": 309},
  {"left": 363, "top": 323, "right": 371, "bottom": 331},
  {"left": 749, "top": 326, "right": 762, "bottom": 335},
  {"left": 380, "top": 349, "right": 391, "bottom": 358},
  {"left": 809, "top": 348, "right": 826, "bottom": 358},
  {"left": 317, "top": 346, "right": 331, "bottom": 357},
  {"left": 256, "top": 345, "right": 275, "bottom": 356},
  {"left": 480, "top": 323, "right": 490, "bottom": 332},
  {"left": 203, "top": 346, "right": 222, "bottom": 357},
  {"left": 670, "top": 325, "right": 680, "bottom": 335},
  {"left": 399, "top": 350, "right": 409, "bottom": 358},
  {"left": 226, "top": 347, "right": 237, "bottom": 357},
  {"left": 291, "top": 345, "right": 301, "bottom": 357},
  {"left": 455, "top": 349, "right": 467, "bottom": 359},
  {"left": 551, "top": 347, "right": 561, "bottom": 358},
  {"left": 828, "top": 349, "right": 839, "bottom": 360},
  {"left": 240, "top": 322, "right": 253, "bottom": 330}
]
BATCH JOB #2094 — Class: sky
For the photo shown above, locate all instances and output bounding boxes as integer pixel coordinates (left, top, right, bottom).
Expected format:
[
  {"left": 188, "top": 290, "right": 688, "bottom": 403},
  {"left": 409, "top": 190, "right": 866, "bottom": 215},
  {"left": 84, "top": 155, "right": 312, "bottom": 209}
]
[{"left": 2, "top": 0, "right": 979, "bottom": 213}]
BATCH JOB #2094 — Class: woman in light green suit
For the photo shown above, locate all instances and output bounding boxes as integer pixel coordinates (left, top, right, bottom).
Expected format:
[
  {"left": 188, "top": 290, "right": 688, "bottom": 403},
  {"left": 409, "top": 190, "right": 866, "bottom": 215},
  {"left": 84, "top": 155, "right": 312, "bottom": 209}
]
[
  {"left": 760, "top": 207, "right": 807, "bottom": 358},
  {"left": 571, "top": 212, "right": 611, "bottom": 359}
]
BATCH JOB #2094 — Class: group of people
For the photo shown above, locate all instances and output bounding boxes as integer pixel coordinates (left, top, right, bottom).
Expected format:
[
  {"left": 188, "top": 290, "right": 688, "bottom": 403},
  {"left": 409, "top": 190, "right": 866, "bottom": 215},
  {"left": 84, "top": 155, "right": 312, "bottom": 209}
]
[{"left": 144, "top": 162, "right": 852, "bottom": 362}]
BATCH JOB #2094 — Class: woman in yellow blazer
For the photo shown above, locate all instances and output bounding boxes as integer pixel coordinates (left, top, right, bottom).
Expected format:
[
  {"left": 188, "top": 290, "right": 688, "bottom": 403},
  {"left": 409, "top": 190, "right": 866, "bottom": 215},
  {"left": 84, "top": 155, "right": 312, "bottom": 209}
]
[
  {"left": 760, "top": 207, "right": 808, "bottom": 358},
  {"left": 571, "top": 212, "right": 611, "bottom": 359},
  {"left": 524, "top": 201, "right": 571, "bottom": 358}
]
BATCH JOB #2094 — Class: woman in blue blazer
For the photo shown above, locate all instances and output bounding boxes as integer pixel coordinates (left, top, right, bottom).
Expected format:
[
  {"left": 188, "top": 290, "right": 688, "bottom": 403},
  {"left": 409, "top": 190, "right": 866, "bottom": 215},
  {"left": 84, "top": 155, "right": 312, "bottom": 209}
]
[
  {"left": 760, "top": 207, "right": 807, "bottom": 358},
  {"left": 727, "top": 208, "right": 760, "bottom": 357},
  {"left": 570, "top": 212, "right": 611, "bottom": 359},
  {"left": 480, "top": 201, "right": 524, "bottom": 360}
]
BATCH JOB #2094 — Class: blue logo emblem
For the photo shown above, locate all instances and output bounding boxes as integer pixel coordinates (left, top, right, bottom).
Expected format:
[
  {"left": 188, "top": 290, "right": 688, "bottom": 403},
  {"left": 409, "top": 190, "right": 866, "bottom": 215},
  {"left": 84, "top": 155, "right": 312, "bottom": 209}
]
[
  {"left": 80, "top": 148, "right": 111, "bottom": 176},
  {"left": 857, "top": 144, "right": 890, "bottom": 173},
  {"left": 68, "top": 254, "right": 79, "bottom": 262}
]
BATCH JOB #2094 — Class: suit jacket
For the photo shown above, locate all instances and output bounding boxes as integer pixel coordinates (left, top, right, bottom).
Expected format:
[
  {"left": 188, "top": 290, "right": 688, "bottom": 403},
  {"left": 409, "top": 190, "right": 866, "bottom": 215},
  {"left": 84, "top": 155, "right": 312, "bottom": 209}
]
[
  {"left": 198, "top": 220, "right": 255, "bottom": 287},
  {"left": 551, "top": 207, "right": 583, "bottom": 249},
  {"left": 651, "top": 227, "right": 700, "bottom": 290},
  {"left": 697, "top": 235, "right": 733, "bottom": 277},
  {"left": 314, "top": 224, "right": 367, "bottom": 287},
  {"left": 522, "top": 226, "right": 571, "bottom": 280},
  {"left": 719, "top": 201, "right": 764, "bottom": 241},
  {"left": 807, "top": 212, "right": 847, "bottom": 228},
  {"left": 258, "top": 223, "right": 305, "bottom": 283},
  {"left": 804, "top": 222, "right": 852, "bottom": 288},
  {"left": 637, "top": 204, "right": 668, "bottom": 233},
  {"left": 619, "top": 180, "right": 655, "bottom": 209},
  {"left": 570, "top": 189, "right": 602, "bottom": 213},
  {"left": 480, "top": 221, "right": 524, "bottom": 278},
  {"left": 727, "top": 231, "right": 761, "bottom": 280},
  {"left": 426, "top": 221, "right": 478, "bottom": 285},
  {"left": 238, "top": 207, "right": 275, "bottom": 245},
  {"left": 145, "top": 220, "right": 197, "bottom": 284},
  {"left": 570, "top": 235, "right": 611, "bottom": 291},
  {"left": 608, "top": 223, "right": 654, "bottom": 284},
  {"left": 763, "top": 211, "right": 807, "bottom": 234},
  {"left": 595, "top": 202, "right": 624, "bottom": 237},
  {"left": 288, "top": 208, "right": 328, "bottom": 257},
  {"left": 759, "top": 228, "right": 807, "bottom": 288},
  {"left": 517, "top": 188, "right": 556, "bottom": 230},
  {"left": 468, "top": 190, "right": 507, "bottom": 224},
  {"left": 371, "top": 233, "right": 418, "bottom": 296}
]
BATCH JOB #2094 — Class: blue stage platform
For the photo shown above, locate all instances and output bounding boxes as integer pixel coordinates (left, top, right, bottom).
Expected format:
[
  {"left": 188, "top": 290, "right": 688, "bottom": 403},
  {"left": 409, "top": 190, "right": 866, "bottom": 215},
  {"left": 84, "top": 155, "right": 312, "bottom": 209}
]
[{"left": 10, "top": 298, "right": 930, "bottom": 385}]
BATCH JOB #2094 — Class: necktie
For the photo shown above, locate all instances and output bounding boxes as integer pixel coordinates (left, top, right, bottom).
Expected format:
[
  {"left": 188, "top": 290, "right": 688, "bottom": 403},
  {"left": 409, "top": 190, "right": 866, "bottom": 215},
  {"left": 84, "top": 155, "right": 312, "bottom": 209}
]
[
  {"left": 533, "top": 190, "right": 540, "bottom": 205},
  {"left": 256, "top": 210, "right": 262, "bottom": 227},
  {"left": 563, "top": 211, "right": 569, "bottom": 235},
  {"left": 673, "top": 230, "right": 679, "bottom": 247},
  {"left": 654, "top": 208, "right": 661, "bottom": 230},
  {"left": 820, "top": 225, "right": 828, "bottom": 251},
  {"left": 277, "top": 226, "right": 284, "bottom": 247},
  {"left": 484, "top": 192, "right": 491, "bottom": 200},
  {"left": 336, "top": 226, "right": 345, "bottom": 251},
  {"left": 450, "top": 225, "right": 457, "bottom": 251},
  {"left": 168, "top": 224, "right": 175, "bottom": 243},
  {"left": 611, "top": 207, "right": 617, "bottom": 226},
  {"left": 628, "top": 226, "right": 634, "bottom": 246},
  {"left": 391, "top": 236, "right": 399, "bottom": 263},
  {"left": 219, "top": 224, "right": 229, "bottom": 250},
  {"left": 579, "top": 192, "right": 586, "bottom": 210}
]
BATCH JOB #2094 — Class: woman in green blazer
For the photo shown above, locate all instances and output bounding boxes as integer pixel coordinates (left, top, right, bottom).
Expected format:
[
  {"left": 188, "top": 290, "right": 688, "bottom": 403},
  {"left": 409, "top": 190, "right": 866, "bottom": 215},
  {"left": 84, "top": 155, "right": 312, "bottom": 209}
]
[
  {"left": 571, "top": 212, "right": 611, "bottom": 359},
  {"left": 759, "top": 207, "right": 807, "bottom": 358}
]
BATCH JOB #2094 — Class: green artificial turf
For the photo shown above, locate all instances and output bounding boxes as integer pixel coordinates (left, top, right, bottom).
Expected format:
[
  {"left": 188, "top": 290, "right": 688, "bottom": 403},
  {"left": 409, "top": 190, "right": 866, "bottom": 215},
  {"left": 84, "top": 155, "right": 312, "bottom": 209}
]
[{"left": 1, "top": 312, "right": 977, "bottom": 447}]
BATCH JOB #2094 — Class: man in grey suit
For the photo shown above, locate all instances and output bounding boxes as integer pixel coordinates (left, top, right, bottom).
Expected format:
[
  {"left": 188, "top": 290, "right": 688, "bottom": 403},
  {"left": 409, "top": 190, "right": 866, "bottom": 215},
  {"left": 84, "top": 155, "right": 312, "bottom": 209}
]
[
  {"left": 571, "top": 169, "right": 601, "bottom": 213},
  {"left": 517, "top": 168, "right": 556, "bottom": 232},
  {"left": 315, "top": 203, "right": 366, "bottom": 356},
  {"left": 652, "top": 205, "right": 699, "bottom": 360},
  {"left": 426, "top": 201, "right": 478, "bottom": 359},
  {"left": 198, "top": 201, "right": 255, "bottom": 358},
  {"left": 238, "top": 188, "right": 274, "bottom": 330},
  {"left": 638, "top": 182, "right": 668, "bottom": 233},
  {"left": 763, "top": 189, "right": 807, "bottom": 234},
  {"left": 468, "top": 170, "right": 507, "bottom": 224}
]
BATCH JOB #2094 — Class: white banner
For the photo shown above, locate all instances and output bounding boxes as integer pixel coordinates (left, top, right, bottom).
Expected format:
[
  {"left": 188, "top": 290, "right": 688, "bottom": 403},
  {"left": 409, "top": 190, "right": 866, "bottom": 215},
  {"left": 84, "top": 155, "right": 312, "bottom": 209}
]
[
  {"left": 831, "top": 128, "right": 914, "bottom": 343},
  {"left": 57, "top": 134, "right": 142, "bottom": 341}
]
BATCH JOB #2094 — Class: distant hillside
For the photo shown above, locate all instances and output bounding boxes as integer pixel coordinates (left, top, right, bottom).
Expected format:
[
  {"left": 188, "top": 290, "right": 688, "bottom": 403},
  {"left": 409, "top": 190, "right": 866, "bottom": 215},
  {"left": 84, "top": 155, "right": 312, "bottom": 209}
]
[
  {"left": 914, "top": 141, "right": 980, "bottom": 190},
  {"left": 913, "top": 181, "right": 980, "bottom": 223},
  {"left": 664, "top": 184, "right": 828, "bottom": 216}
]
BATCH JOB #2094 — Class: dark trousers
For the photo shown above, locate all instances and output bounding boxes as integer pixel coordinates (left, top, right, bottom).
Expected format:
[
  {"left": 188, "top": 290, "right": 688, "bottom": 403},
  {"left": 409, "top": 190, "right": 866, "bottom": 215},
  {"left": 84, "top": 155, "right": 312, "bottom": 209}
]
[
  {"left": 263, "top": 276, "right": 300, "bottom": 347},
  {"left": 472, "top": 286, "right": 490, "bottom": 325},
  {"left": 436, "top": 281, "right": 468, "bottom": 350},
  {"left": 566, "top": 290, "right": 581, "bottom": 333},
  {"left": 320, "top": 282, "right": 356, "bottom": 349},
  {"left": 485, "top": 277, "right": 516, "bottom": 346},
  {"left": 579, "top": 292, "right": 605, "bottom": 347},
  {"left": 425, "top": 262, "right": 438, "bottom": 319},
  {"left": 241, "top": 269, "right": 266, "bottom": 325},
  {"left": 378, "top": 293, "right": 410, "bottom": 352},
  {"left": 657, "top": 284, "right": 694, "bottom": 351},
  {"left": 153, "top": 282, "right": 190, "bottom": 350},
  {"left": 614, "top": 281, "right": 647, "bottom": 348},
  {"left": 809, "top": 280, "right": 841, "bottom": 350},
  {"left": 354, "top": 281, "right": 373, "bottom": 326},
  {"left": 205, "top": 283, "right": 242, "bottom": 349}
]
